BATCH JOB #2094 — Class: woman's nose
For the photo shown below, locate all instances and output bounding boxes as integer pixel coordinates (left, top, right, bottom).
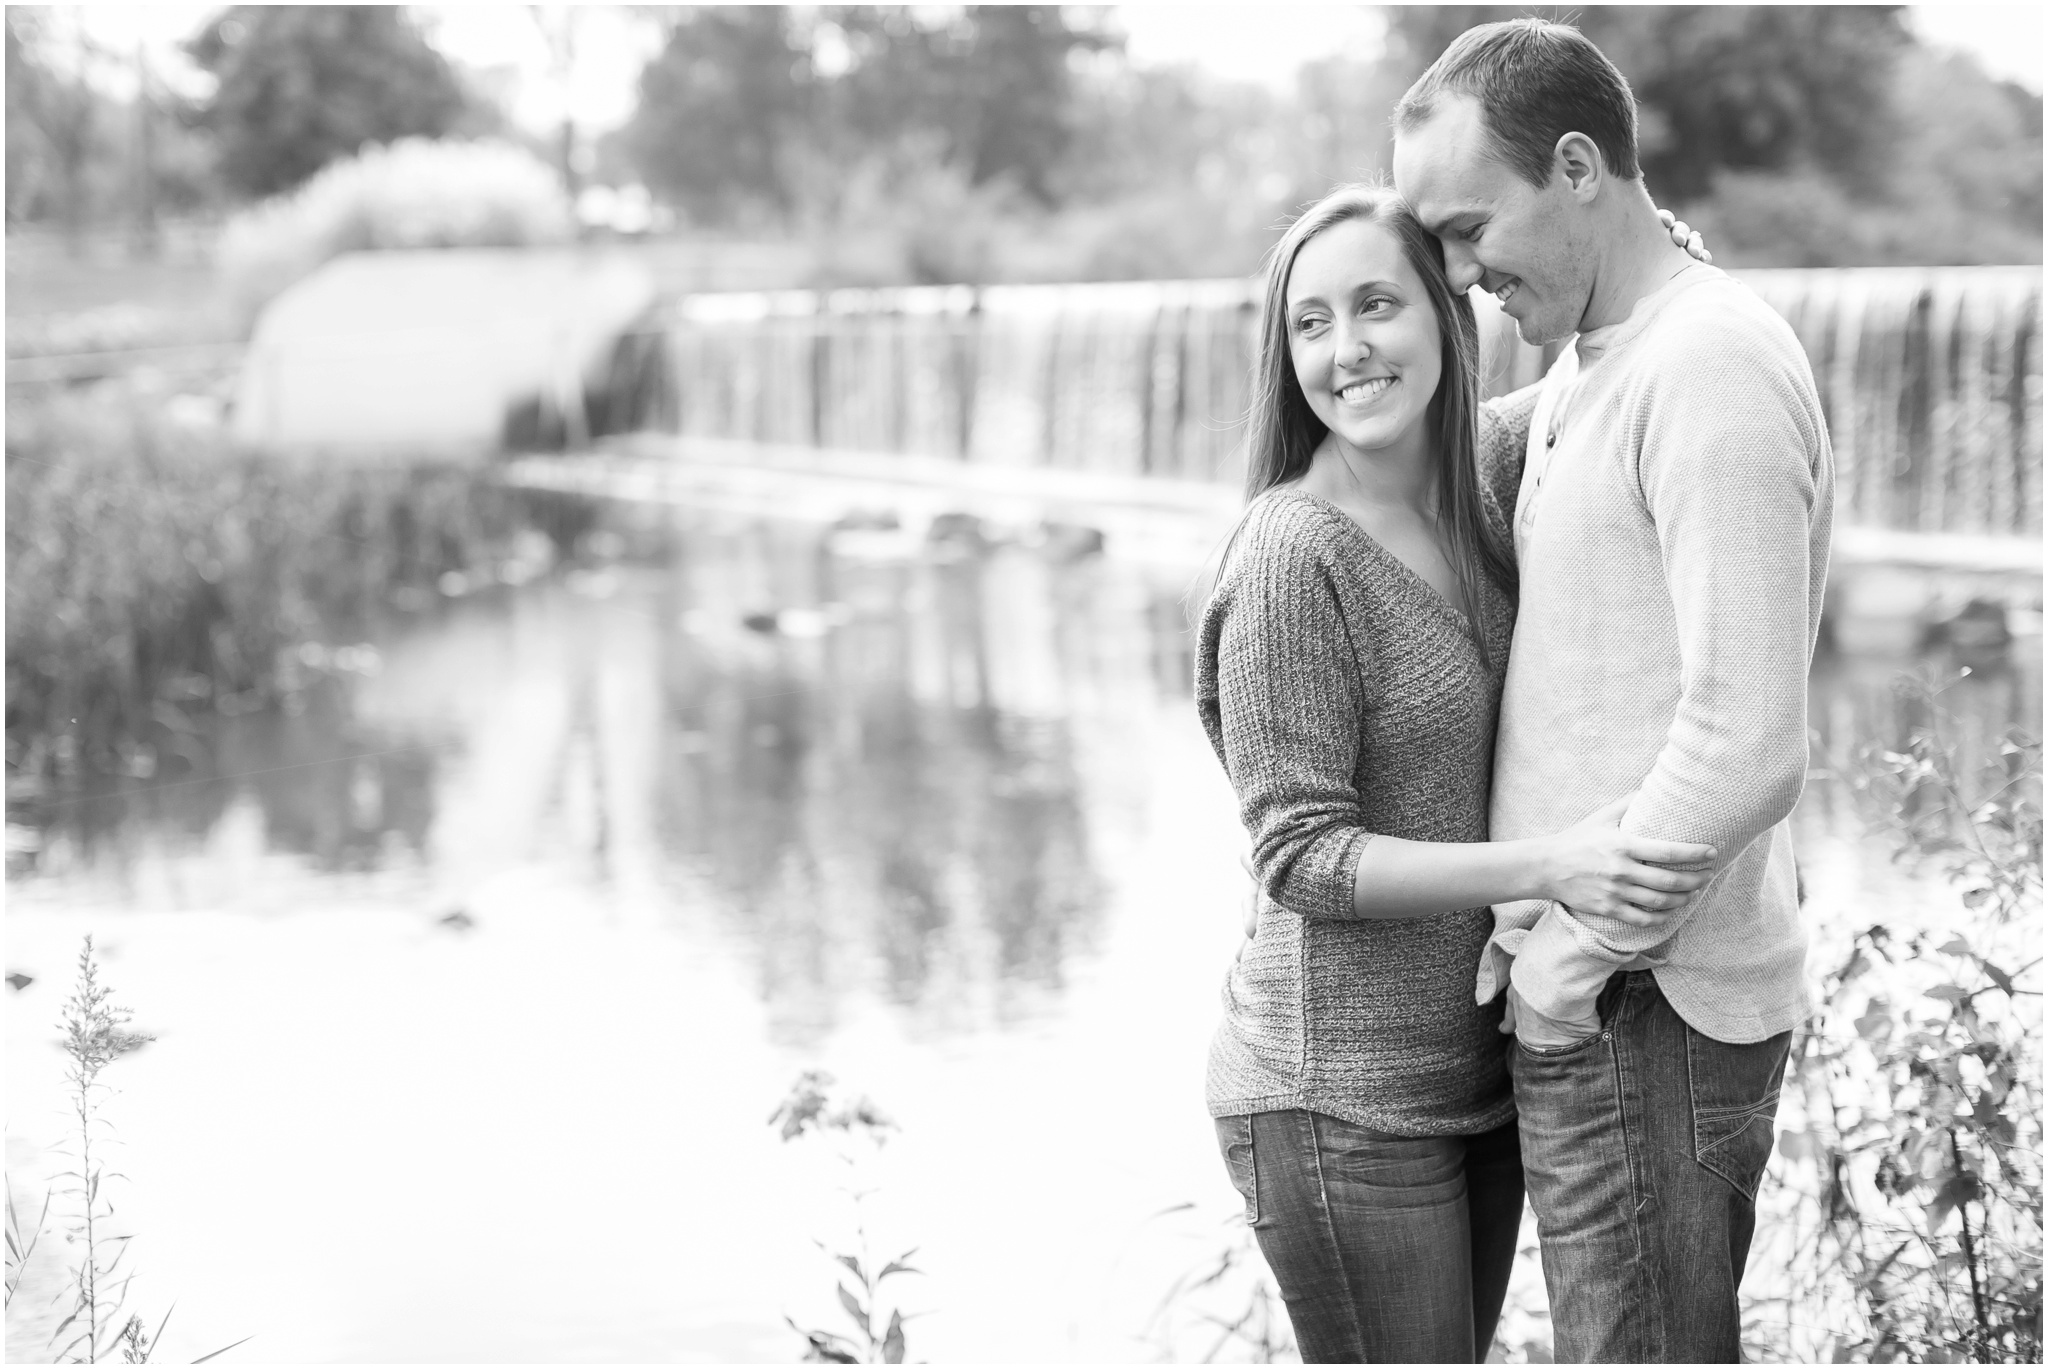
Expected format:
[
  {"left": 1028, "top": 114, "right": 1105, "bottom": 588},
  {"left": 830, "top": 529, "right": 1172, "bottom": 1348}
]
[{"left": 1339, "top": 332, "right": 1373, "bottom": 370}]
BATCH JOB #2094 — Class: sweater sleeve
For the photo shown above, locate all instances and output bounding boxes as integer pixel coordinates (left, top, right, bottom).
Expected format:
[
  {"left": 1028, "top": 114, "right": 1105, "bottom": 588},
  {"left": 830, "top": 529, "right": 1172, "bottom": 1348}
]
[
  {"left": 1206, "top": 512, "right": 1376, "bottom": 920},
  {"left": 1510, "top": 320, "right": 1828, "bottom": 1020},
  {"left": 1478, "top": 383, "right": 1540, "bottom": 543}
]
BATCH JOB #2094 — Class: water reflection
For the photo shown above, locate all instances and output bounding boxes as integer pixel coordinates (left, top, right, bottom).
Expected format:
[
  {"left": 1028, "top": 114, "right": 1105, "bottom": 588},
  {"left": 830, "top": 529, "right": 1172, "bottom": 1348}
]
[
  {"left": 10, "top": 670, "right": 449, "bottom": 882},
  {"left": 654, "top": 517, "right": 1114, "bottom": 1041},
  {"left": 11, "top": 503, "right": 2036, "bottom": 1027},
  {"left": 1800, "top": 636, "right": 2041, "bottom": 849}
]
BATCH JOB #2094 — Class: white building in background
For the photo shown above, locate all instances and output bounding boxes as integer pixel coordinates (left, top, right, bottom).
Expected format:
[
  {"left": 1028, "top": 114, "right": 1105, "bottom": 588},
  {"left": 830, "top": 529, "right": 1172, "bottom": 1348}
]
[{"left": 232, "top": 248, "right": 654, "bottom": 457}]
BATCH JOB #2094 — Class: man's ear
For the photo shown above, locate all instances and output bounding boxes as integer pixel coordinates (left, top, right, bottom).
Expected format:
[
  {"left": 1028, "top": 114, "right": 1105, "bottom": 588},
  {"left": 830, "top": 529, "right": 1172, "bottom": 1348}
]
[{"left": 1553, "top": 131, "right": 1602, "bottom": 202}]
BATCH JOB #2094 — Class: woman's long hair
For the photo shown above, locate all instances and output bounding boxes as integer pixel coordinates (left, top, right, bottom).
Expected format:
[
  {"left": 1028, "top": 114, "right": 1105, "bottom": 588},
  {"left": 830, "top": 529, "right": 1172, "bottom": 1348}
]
[{"left": 1238, "top": 182, "right": 1516, "bottom": 660}]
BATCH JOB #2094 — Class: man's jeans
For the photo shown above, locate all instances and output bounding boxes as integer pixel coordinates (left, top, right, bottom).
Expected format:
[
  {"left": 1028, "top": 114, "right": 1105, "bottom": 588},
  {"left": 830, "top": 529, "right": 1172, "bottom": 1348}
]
[
  {"left": 1513, "top": 970, "right": 1790, "bottom": 1363},
  {"left": 1215, "top": 1109, "right": 1523, "bottom": 1363}
]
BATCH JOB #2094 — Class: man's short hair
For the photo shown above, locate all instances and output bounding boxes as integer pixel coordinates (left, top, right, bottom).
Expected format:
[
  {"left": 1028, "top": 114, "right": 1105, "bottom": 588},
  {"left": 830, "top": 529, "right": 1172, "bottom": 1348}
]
[{"left": 1394, "top": 18, "right": 1642, "bottom": 187}]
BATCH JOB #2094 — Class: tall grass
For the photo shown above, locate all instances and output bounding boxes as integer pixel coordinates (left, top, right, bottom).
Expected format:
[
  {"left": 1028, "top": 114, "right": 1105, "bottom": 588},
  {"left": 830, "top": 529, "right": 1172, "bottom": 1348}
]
[{"left": 4, "top": 384, "right": 578, "bottom": 801}]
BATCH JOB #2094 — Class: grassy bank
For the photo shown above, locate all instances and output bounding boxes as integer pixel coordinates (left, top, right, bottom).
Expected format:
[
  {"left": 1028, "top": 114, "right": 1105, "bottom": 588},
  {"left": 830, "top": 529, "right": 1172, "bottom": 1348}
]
[{"left": 4, "top": 383, "right": 595, "bottom": 804}]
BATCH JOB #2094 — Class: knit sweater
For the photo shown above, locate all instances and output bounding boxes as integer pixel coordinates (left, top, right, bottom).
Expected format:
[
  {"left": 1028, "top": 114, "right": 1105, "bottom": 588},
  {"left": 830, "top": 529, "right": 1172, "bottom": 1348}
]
[
  {"left": 1194, "top": 394, "right": 1538, "bottom": 1136},
  {"left": 1480, "top": 266, "right": 1835, "bottom": 1044}
]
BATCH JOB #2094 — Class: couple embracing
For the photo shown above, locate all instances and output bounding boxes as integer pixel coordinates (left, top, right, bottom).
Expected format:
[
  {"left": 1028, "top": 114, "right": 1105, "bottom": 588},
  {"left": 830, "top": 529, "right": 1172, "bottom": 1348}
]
[{"left": 1195, "top": 19, "right": 1834, "bottom": 1364}]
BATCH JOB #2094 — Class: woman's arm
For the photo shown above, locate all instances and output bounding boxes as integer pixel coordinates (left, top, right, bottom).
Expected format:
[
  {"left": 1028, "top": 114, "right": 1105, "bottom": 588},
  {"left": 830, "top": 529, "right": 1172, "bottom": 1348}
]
[
  {"left": 1477, "top": 383, "right": 1540, "bottom": 541},
  {"left": 1211, "top": 509, "right": 1714, "bottom": 925},
  {"left": 1348, "top": 795, "right": 1714, "bottom": 922}
]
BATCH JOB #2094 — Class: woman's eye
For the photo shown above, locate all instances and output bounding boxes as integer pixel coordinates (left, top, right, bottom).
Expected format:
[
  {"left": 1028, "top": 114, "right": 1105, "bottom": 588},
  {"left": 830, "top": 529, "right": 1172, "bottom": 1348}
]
[
  {"left": 1461, "top": 223, "right": 1486, "bottom": 242},
  {"left": 1361, "top": 296, "right": 1394, "bottom": 316}
]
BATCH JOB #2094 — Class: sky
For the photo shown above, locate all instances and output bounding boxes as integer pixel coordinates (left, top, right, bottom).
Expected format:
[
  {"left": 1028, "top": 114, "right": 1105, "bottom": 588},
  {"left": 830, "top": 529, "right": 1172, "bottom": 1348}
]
[{"left": 56, "top": 3, "right": 2048, "bottom": 138}]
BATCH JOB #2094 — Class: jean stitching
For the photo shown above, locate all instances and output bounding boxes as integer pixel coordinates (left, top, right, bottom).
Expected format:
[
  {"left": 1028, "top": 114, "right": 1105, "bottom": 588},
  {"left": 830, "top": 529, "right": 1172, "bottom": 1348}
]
[
  {"left": 1241, "top": 1115, "right": 1260, "bottom": 1226},
  {"left": 1613, "top": 974, "right": 1668, "bottom": 1362},
  {"left": 1685, "top": 1025, "right": 1780, "bottom": 1201},
  {"left": 1696, "top": 1109, "right": 1774, "bottom": 1160},
  {"left": 1695, "top": 1093, "right": 1784, "bottom": 1125},
  {"left": 1306, "top": 1111, "right": 1369, "bottom": 1358}
]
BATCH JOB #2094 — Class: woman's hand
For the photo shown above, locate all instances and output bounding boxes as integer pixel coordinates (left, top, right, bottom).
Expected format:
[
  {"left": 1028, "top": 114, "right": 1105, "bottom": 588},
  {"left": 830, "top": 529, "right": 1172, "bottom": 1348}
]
[
  {"left": 1536, "top": 795, "right": 1717, "bottom": 924},
  {"left": 1658, "top": 207, "right": 1713, "bottom": 264}
]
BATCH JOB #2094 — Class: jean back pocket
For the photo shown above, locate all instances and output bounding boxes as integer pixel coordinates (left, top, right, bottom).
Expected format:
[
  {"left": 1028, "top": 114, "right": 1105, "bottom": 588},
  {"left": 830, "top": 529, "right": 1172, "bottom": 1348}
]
[
  {"left": 1214, "top": 1114, "right": 1259, "bottom": 1225},
  {"left": 1687, "top": 1026, "right": 1791, "bottom": 1201}
]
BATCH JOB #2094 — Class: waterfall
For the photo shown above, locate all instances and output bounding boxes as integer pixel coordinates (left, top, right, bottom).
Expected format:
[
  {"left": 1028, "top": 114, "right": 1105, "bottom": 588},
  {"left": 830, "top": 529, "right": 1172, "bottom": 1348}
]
[{"left": 598, "top": 267, "right": 2041, "bottom": 539}]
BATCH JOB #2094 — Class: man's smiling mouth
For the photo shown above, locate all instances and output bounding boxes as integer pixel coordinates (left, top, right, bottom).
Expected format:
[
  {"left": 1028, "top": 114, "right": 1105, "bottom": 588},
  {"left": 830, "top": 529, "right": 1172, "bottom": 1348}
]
[
  {"left": 1495, "top": 281, "right": 1521, "bottom": 306},
  {"left": 1338, "top": 377, "right": 1397, "bottom": 403}
]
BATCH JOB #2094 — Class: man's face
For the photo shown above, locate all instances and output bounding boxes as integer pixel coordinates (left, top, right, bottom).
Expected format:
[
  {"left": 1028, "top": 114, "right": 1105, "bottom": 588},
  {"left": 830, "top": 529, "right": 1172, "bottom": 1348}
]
[{"left": 1393, "top": 93, "right": 1593, "bottom": 346}]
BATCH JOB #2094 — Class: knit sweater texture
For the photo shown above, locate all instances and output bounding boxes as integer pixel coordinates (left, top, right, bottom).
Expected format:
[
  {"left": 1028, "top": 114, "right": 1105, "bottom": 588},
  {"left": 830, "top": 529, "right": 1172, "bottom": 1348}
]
[
  {"left": 1481, "top": 266, "right": 1835, "bottom": 1044},
  {"left": 1194, "top": 394, "right": 1538, "bottom": 1135}
]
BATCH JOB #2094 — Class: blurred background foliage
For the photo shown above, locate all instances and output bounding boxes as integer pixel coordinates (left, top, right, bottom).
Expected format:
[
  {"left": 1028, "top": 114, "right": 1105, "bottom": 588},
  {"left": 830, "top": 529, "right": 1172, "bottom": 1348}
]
[{"left": 3, "top": 3, "right": 2039, "bottom": 313}]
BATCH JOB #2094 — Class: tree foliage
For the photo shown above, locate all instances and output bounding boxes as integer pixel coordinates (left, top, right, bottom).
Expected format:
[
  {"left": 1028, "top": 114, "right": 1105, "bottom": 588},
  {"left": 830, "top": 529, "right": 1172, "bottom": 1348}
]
[
  {"left": 621, "top": 6, "right": 1114, "bottom": 228},
  {"left": 623, "top": 8, "right": 815, "bottom": 224},
  {"left": 186, "top": 6, "right": 474, "bottom": 199},
  {"left": 5, "top": 10, "right": 115, "bottom": 232}
]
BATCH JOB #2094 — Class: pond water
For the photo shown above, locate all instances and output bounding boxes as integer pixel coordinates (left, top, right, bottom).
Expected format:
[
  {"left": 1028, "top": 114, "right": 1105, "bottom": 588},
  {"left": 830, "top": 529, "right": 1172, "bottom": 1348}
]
[{"left": 4, "top": 507, "right": 2038, "bottom": 1363}]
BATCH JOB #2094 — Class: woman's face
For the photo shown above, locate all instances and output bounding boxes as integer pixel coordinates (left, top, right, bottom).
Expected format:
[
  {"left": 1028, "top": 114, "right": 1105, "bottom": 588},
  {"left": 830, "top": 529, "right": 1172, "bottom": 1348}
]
[{"left": 1284, "top": 216, "right": 1443, "bottom": 462}]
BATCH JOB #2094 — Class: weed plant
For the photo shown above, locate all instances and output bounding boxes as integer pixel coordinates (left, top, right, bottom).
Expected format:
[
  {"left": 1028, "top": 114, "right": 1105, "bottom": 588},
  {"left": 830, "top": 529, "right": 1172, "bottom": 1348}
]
[
  {"left": 1752, "top": 670, "right": 2042, "bottom": 1361},
  {"left": 5, "top": 384, "right": 566, "bottom": 810},
  {"left": 8, "top": 938, "right": 249, "bottom": 1363},
  {"left": 1145, "top": 1205, "right": 1295, "bottom": 1363},
  {"left": 770, "top": 1071, "right": 922, "bottom": 1364},
  {"left": 47, "top": 934, "right": 154, "bottom": 1363}
]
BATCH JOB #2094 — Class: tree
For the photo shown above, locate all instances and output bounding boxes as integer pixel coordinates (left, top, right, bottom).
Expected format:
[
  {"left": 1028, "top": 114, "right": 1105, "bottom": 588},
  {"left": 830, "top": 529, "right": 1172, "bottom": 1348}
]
[
  {"left": 621, "top": 7, "right": 814, "bottom": 224},
  {"left": 186, "top": 6, "right": 473, "bottom": 199},
  {"left": 5, "top": 9, "right": 116, "bottom": 241},
  {"left": 619, "top": 6, "right": 1114, "bottom": 226},
  {"left": 829, "top": 6, "right": 1114, "bottom": 205}
]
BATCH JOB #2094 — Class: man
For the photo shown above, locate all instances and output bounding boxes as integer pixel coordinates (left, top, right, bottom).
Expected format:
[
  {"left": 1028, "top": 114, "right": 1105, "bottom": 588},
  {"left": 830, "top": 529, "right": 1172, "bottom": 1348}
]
[{"left": 1391, "top": 19, "right": 1834, "bottom": 1363}]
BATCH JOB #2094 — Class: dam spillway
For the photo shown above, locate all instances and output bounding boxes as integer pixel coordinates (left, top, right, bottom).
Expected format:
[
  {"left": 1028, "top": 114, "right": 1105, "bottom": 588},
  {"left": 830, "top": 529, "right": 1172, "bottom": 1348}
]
[{"left": 571, "top": 267, "right": 2041, "bottom": 554}]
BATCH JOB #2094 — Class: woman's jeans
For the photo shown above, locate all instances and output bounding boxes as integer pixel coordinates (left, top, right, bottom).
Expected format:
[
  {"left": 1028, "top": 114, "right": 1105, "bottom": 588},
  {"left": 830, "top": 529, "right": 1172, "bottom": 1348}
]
[{"left": 1214, "top": 1109, "right": 1524, "bottom": 1363}]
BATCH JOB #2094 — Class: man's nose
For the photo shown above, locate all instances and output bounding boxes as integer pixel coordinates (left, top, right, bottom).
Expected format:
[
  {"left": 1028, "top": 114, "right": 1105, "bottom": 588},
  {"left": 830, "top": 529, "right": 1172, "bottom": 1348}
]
[{"left": 1442, "top": 246, "right": 1484, "bottom": 294}]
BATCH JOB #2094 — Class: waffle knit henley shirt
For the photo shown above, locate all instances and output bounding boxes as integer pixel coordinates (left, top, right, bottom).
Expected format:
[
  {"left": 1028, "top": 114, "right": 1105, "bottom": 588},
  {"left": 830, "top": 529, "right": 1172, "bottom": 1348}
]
[{"left": 1479, "top": 264, "right": 1836, "bottom": 1044}]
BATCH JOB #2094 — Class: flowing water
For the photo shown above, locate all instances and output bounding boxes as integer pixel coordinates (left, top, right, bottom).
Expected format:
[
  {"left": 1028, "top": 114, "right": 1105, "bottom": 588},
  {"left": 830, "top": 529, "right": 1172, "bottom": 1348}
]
[
  {"left": 5, "top": 500, "right": 2037, "bottom": 1363},
  {"left": 607, "top": 268, "right": 2041, "bottom": 540}
]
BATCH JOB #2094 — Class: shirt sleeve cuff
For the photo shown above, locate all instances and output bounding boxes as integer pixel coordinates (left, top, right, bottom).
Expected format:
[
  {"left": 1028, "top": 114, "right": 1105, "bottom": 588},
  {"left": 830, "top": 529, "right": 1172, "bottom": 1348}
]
[{"left": 1509, "top": 906, "right": 1632, "bottom": 1021}]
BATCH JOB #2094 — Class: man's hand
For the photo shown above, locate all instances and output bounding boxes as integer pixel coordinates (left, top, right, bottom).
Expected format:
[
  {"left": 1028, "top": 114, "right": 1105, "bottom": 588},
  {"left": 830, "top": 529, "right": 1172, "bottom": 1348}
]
[
  {"left": 1503, "top": 983, "right": 1601, "bottom": 1051},
  {"left": 1237, "top": 847, "right": 1259, "bottom": 938}
]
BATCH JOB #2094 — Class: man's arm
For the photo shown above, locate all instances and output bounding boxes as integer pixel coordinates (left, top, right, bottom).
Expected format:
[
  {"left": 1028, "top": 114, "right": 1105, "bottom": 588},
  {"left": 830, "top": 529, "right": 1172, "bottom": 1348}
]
[{"left": 1510, "top": 326, "right": 1830, "bottom": 1024}]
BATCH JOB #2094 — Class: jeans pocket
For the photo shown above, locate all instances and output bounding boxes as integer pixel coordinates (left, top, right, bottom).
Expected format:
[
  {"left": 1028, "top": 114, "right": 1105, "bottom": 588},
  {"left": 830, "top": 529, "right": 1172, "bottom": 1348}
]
[
  {"left": 1686, "top": 1025, "right": 1792, "bottom": 1200},
  {"left": 1214, "top": 1114, "right": 1259, "bottom": 1225},
  {"left": 1514, "top": 1026, "right": 1604, "bottom": 1062}
]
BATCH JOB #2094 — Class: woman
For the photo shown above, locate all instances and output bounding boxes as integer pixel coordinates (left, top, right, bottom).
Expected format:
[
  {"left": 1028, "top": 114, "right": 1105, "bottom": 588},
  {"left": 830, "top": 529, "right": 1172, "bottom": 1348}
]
[{"left": 1195, "top": 184, "right": 1716, "bottom": 1363}]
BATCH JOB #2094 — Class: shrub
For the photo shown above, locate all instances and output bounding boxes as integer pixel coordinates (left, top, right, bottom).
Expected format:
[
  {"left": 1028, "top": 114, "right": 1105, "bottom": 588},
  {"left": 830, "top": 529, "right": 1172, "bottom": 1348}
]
[
  {"left": 1754, "top": 671, "right": 2042, "bottom": 1362},
  {"left": 3, "top": 384, "right": 543, "bottom": 803},
  {"left": 216, "top": 137, "right": 573, "bottom": 331}
]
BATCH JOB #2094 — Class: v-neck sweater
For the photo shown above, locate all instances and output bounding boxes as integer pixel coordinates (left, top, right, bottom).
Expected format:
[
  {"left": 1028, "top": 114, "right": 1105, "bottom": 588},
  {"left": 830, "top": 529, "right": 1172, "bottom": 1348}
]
[{"left": 1193, "top": 394, "right": 1536, "bottom": 1135}]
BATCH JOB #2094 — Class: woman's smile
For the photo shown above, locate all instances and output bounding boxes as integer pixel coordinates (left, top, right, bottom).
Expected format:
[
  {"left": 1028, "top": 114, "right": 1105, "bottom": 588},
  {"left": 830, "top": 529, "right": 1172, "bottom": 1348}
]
[{"left": 1337, "top": 375, "right": 1399, "bottom": 406}]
